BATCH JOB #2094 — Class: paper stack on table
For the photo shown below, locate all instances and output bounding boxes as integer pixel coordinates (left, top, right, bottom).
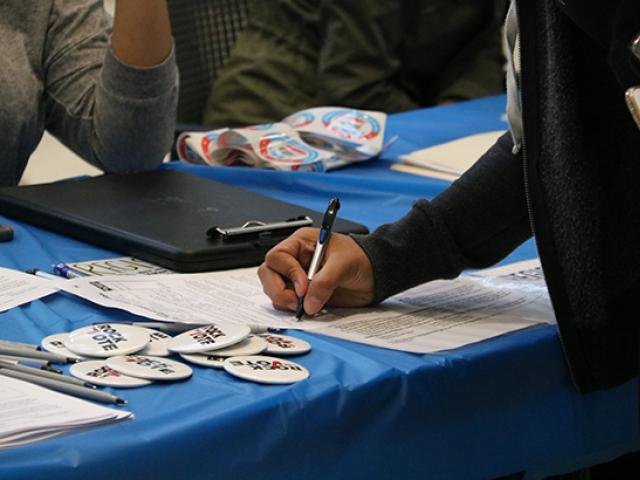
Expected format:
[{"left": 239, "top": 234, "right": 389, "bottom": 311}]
[
  {"left": 0, "top": 375, "right": 132, "bottom": 450},
  {"left": 392, "top": 130, "right": 505, "bottom": 181}
]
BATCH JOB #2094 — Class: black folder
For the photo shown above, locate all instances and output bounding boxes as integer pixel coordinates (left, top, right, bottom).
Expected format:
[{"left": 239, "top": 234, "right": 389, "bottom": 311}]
[{"left": 0, "top": 170, "right": 368, "bottom": 272}]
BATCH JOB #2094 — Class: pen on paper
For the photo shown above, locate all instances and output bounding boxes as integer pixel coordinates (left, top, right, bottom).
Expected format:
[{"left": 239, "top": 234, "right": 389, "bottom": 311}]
[
  {"left": 296, "top": 197, "right": 340, "bottom": 321},
  {"left": 0, "top": 370, "right": 126, "bottom": 405},
  {"left": 52, "top": 263, "right": 87, "bottom": 279},
  {"left": 25, "top": 268, "right": 63, "bottom": 281}
]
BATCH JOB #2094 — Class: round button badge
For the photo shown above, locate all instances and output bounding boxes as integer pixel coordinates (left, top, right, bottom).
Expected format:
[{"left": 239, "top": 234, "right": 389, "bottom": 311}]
[
  {"left": 138, "top": 329, "right": 172, "bottom": 357},
  {"left": 223, "top": 355, "right": 309, "bottom": 384},
  {"left": 66, "top": 324, "right": 151, "bottom": 358},
  {"left": 70, "top": 360, "right": 152, "bottom": 388},
  {"left": 40, "top": 333, "right": 87, "bottom": 361},
  {"left": 168, "top": 324, "right": 251, "bottom": 354},
  {"left": 107, "top": 355, "right": 192, "bottom": 381},
  {"left": 179, "top": 353, "right": 226, "bottom": 369},
  {"left": 259, "top": 334, "right": 312, "bottom": 356},
  {"left": 207, "top": 335, "right": 267, "bottom": 357}
]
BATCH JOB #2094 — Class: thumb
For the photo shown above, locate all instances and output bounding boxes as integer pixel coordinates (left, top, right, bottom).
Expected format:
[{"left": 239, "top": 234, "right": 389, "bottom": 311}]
[{"left": 303, "top": 256, "right": 350, "bottom": 315}]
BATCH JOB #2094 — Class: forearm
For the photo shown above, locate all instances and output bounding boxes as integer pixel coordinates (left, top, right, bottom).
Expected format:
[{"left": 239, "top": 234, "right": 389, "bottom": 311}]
[
  {"left": 112, "top": 0, "right": 172, "bottom": 67},
  {"left": 354, "top": 133, "right": 531, "bottom": 303}
]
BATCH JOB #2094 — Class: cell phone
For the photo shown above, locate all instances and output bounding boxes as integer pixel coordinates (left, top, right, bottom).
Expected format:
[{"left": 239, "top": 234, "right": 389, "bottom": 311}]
[{"left": 0, "top": 223, "right": 14, "bottom": 242}]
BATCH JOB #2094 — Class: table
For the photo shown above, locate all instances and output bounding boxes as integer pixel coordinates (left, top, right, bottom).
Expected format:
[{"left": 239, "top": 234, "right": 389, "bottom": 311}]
[{"left": 1, "top": 95, "right": 638, "bottom": 479}]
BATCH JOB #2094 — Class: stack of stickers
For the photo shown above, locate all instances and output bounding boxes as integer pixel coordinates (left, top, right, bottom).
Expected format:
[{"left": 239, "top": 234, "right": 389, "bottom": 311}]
[
  {"left": 41, "top": 323, "right": 311, "bottom": 388},
  {"left": 176, "top": 107, "right": 388, "bottom": 172}
]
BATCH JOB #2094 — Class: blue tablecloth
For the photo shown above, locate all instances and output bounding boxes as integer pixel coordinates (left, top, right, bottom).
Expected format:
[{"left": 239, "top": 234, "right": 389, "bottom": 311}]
[{"left": 0, "top": 95, "right": 638, "bottom": 479}]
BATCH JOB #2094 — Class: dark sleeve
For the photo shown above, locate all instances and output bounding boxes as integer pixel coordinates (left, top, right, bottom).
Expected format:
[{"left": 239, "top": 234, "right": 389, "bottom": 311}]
[{"left": 353, "top": 132, "right": 532, "bottom": 302}]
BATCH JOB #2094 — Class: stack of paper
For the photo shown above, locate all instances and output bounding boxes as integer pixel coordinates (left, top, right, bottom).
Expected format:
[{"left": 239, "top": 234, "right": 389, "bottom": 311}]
[
  {"left": 0, "top": 375, "right": 132, "bottom": 450},
  {"left": 392, "top": 130, "right": 505, "bottom": 181}
]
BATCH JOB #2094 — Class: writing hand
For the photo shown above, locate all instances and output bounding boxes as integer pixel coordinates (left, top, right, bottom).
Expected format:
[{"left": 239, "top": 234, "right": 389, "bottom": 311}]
[{"left": 258, "top": 228, "right": 375, "bottom": 315}]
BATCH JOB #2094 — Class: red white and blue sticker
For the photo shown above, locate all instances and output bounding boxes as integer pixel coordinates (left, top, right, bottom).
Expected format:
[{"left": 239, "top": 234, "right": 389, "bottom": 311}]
[
  {"left": 322, "top": 110, "right": 381, "bottom": 142},
  {"left": 223, "top": 355, "right": 309, "bottom": 384},
  {"left": 258, "top": 132, "right": 319, "bottom": 165},
  {"left": 70, "top": 360, "right": 152, "bottom": 388},
  {"left": 283, "top": 111, "right": 315, "bottom": 129}
]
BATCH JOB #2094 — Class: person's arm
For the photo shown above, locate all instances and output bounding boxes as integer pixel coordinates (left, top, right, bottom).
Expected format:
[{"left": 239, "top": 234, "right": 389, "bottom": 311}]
[
  {"left": 43, "top": 0, "right": 178, "bottom": 173},
  {"left": 259, "top": 133, "right": 531, "bottom": 314},
  {"left": 111, "top": 0, "right": 172, "bottom": 67}
]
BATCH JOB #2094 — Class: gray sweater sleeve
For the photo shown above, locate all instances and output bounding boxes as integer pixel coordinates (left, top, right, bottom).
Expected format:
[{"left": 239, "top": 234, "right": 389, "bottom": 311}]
[
  {"left": 42, "top": 1, "right": 178, "bottom": 173},
  {"left": 353, "top": 133, "right": 533, "bottom": 303}
]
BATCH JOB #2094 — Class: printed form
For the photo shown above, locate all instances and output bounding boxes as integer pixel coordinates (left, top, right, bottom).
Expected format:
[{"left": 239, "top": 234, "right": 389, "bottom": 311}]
[
  {"left": 58, "top": 259, "right": 553, "bottom": 354},
  {"left": 0, "top": 375, "right": 131, "bottom": 450},
  {"left": 0, "top": 268, "right": 61, "bottom": 313}
]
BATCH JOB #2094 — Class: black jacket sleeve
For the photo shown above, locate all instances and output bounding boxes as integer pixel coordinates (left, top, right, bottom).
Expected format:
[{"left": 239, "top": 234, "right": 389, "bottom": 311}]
[{"left": 353, "top": 132, "right": 533, "bottom": 303}]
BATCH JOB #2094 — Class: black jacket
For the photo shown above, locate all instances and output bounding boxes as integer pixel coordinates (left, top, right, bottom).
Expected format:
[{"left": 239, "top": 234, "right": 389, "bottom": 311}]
[{"left": 356, "top": 0, "right": 640, "bottom": 393}]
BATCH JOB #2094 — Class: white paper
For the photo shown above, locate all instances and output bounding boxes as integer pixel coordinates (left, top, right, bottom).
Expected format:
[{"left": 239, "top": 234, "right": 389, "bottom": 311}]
[
  {"left": 0, "top": 268, "right": 61, "bottom": 313},
  {"left": 397, "top": 130, "right": 505, "bottom": 178},
  {"left": 58, "top": 260, "right": 554, "bottom": 354},
  {"left": 66, "top": 257, "right": 173, "bottom": 276},
  {"left": 0, "top": 375, "right": 132, "bottom": 450}
]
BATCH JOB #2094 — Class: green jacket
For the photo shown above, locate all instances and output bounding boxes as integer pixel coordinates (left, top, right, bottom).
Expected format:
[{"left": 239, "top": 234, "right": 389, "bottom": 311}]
[{"left": 204, "top": 0, "right": 507, "bottom": 126}]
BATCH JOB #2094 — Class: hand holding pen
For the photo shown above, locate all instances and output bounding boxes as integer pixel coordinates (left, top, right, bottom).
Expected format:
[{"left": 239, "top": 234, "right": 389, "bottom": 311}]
[
  {"left": 258, "top": 199, "right": 375, "bottom": 317},
  {"left": 296, "top": 198, "right": 341, "bottom": 320}
]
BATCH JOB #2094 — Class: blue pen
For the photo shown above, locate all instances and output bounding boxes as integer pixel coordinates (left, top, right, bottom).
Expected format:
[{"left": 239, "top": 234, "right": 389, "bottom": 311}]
[
  {"left": 296, "top": 197, "right": 340, "bottom": 320},
  {"left": 52, "top": 263, "right": 86, "bottom": 279}
]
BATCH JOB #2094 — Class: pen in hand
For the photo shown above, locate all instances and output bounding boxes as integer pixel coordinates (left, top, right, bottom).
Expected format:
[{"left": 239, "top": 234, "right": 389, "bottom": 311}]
[{"left": 296, "top": 197, "right": 340, "bottom": 321}]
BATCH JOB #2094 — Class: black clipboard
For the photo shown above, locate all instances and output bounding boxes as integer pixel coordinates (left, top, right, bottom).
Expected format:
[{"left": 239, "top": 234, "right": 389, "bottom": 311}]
[{"left": 0, "top": 170, "right": 368, "bottom": 272}]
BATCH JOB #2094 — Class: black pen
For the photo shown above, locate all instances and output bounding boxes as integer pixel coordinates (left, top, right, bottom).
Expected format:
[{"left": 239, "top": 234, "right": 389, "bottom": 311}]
[{"left": 296, "top": 198, "right": 340, "bottom": 320}]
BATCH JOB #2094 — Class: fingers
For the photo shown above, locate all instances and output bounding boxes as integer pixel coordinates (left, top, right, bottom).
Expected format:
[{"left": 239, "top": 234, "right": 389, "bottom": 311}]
[
  {"left": 258, "top": 228, "right": 319, "bottom": 311},
  {"left": 257, "top": 263, "right": 298, "bottom": 311},
  {"left": 258, "top": 228, "right": 375, "bottom": 316}
]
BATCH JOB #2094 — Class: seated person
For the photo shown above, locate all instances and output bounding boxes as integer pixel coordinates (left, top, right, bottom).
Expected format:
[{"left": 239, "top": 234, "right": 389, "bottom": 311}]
[
  {"left": 0, "top": 0, "right": 178, "bottom": 186},
  {"left": 203, "top": 0, "right": 508, "bottom": 127}
]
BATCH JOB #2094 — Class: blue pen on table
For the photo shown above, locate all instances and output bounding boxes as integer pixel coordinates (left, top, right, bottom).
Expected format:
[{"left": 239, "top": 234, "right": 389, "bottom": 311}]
[
  {"left": 25, "top": 268, "right": 62, "bottom": 281},
  {"left": 52, "top": 263, "right": 87, "bottom": 279},
  {"left": 296, "top": 197, "right": 340, "bottom": 321}
]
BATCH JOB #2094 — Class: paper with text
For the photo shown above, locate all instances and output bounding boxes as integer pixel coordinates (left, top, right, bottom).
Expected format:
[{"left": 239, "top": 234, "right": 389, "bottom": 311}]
[
  {"left": 0, "top": 376, "right": 132, "bottom": 450},
  {"left": 0, "top": 268, "right": 61, "bottom": 313},
  {"left": 58, "top": 260, "right": 553, "bottom": 353}
]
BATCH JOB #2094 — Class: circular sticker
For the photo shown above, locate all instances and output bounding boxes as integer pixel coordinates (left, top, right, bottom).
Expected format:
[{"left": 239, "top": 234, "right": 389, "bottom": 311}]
[
  {"left": 223, "top": 355, "right": 309, "bottom": 384},
  {"left": 138, "top": 329, "right": 172, "bottom": 357},
  {"left": 258, "top": 133, "right": 319, "bottom": 165},
  {"left": 179, "top": 353, "right": 226, "bottom": 369},
  {"left": 283, "top": 111, "right": 314, "bottom": 129},
  {"left": 70, "top": 360, "right": 152, "bottom": 388},
  {"left": 168, "top": 324, "right": 251, "bottom": 354},
  {"left": 207, "top": 335, "right": 267, "bottom": 357},
  {"left": 322, "top": 110, "right": 380, "bottom": 142},
  {"left": 107, "top": 355, "right": 192, "bottom": 381},
  {"left": 66, "top": 324, "right": 151, "bottom": 358},
  {"left": 259, "top": 334, "right": 312, "bottom": 356},
  {"left": 40, "top": 333, "right": 87, "bottom": 361}
]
